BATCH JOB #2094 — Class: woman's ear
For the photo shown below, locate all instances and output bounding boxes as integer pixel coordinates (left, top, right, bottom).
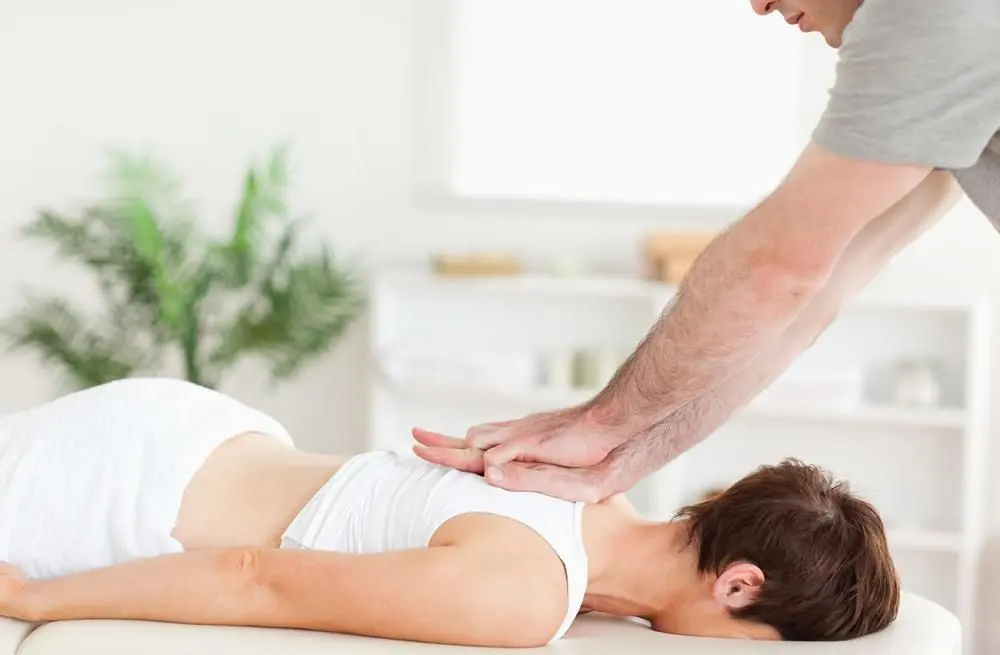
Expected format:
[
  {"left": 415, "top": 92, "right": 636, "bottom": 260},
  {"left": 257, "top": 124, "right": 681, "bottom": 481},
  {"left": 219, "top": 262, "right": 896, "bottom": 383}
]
[{"left": 712, "top": 562, "right": 765, "bottom": 610}]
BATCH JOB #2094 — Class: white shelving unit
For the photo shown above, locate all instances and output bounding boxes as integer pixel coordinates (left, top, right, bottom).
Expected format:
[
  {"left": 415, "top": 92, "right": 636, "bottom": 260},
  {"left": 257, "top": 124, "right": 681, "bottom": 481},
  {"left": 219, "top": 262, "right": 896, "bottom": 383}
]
[{"left": 367, "top": 267, "right": 991, "bottom": 653}]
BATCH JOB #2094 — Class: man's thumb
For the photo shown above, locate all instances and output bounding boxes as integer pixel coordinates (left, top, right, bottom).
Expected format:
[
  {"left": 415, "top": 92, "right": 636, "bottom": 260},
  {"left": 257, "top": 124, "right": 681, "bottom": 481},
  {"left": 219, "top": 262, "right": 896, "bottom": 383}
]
[
  {"left": 485, "top": 461, "right": 606, "bottom": 504},
  {"left": 481, "top": 437, "right": 532, "bottom": 477}
]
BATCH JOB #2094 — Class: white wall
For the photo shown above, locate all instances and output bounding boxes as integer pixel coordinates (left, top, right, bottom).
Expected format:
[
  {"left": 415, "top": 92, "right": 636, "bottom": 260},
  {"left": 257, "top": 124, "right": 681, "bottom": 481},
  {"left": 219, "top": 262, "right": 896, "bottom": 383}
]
[{"left": 2, "top": 0, "right": 999, "bottom": 649}]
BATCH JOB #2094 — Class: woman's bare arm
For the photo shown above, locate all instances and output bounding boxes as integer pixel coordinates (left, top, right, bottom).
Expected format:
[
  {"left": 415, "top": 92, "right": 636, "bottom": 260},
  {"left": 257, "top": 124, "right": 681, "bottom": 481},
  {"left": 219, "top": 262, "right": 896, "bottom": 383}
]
[{"left": 3, "top": 545, "right": 566, "bottom": 647}]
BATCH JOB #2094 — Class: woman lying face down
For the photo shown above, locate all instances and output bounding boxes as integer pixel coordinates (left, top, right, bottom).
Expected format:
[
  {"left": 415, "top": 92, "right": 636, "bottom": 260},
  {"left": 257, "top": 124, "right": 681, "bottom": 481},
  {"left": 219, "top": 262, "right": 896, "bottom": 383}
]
[
  {"left": 0, "top": 379, "right": 899, "bottom": 648},
  {"left": 576, "top": 461, "right": 899, "bottom": 643}
]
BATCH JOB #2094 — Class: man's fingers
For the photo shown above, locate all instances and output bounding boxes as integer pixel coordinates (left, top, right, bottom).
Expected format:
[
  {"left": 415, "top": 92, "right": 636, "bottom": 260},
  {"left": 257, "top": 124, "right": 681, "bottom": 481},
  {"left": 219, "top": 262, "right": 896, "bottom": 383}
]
[
  {"left": 411, "top": 428, "right": 466, "bottom": 449},
  {"left": 480, "top": 437, "right": 536, "bottom": 482},
  {"left": 464, "top": 423, "right": 509, "bottom": 450},
  {"left": 465, "top": 416, "right": 528, "bottom": 450},
  {"left": 412, "top": 427, "right": 489, "bottom": 475},
  {"left": 488, "top": 461, "right": 609, "bottom": 504},
  {"left": 413, "top": 444, "right": 485, "bottom": 474}
]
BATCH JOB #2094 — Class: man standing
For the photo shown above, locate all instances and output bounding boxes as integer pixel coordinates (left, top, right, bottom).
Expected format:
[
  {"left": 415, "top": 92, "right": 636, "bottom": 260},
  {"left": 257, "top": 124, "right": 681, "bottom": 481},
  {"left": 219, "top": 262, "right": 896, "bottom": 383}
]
[{"left": 414, "top": 0, "right": 1000, "bottom": 502}]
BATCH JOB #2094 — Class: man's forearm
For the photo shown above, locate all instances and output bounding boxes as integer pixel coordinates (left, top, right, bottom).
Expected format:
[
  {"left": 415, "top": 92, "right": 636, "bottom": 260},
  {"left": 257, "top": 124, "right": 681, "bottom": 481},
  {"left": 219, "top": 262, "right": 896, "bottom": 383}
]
[
  {"left": 587, "top": 154, "right": 931, "bottom": 433},
  {"left": 588, "top": 148, "right": 933, "bottom": 435},
  {"left": 591, "top": 204, "right": 837, "bottom": 431},
  {"left": 610, "top": 171, "right": 960, "bottom": 476}
]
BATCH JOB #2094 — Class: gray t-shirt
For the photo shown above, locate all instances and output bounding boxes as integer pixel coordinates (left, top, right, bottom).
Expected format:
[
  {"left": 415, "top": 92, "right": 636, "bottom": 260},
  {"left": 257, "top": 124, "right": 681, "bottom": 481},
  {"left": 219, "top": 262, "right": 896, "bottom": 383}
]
[{"left": 812, "top": 0, "right": 1000, "bottom": 228}]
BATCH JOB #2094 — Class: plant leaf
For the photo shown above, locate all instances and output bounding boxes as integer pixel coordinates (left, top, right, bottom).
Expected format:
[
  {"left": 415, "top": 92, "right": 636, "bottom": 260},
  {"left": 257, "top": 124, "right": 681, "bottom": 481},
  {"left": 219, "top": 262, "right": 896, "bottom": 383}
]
[
  {"left": 207, "top": 237, "right": 366, "bottom": 380},
  {"left": 223, "top": 144, "right": 292, "bottom": 286},
  {"left": 0, "top": 297, "right": 148, "bottom": 389}
]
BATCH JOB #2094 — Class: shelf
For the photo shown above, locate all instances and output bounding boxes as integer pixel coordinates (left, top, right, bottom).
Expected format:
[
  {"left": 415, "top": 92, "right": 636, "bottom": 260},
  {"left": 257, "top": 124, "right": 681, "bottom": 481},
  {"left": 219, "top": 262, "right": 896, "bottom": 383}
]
[
  {"left": 374, "top": 269, "right": 664, "bottom": 300},
  {"left": 852, "top": 287, "right": 989, "bottom": 313},
  {"left": 374, "top": 268, "right": 989, "bottom": 312},
  {"left": 737, "top": 401, "right": 966, "bottom": 430},
  {"left": 382, "top": 378, "right": 967, "bottom": 430}
]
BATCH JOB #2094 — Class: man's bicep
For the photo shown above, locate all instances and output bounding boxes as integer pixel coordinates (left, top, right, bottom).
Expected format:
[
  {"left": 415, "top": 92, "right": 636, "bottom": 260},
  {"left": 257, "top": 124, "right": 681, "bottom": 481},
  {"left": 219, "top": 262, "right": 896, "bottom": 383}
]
[
  {"left": 257, "top": 546, "right": 563, "bottom": 647},
  {"left": 747, "top": 141, "right": 931, "bottom": 277}
]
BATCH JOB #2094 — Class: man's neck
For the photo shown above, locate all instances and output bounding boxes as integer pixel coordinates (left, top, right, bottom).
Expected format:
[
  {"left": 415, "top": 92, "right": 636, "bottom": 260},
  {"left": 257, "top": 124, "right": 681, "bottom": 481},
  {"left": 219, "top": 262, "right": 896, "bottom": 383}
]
[{"left": 582, "top": 512, "right": 696, "bottom": 621}]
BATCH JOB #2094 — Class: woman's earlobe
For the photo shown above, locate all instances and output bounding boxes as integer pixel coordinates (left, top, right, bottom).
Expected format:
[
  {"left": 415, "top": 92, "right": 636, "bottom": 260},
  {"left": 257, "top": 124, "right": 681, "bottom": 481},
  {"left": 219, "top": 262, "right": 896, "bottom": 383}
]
[{"left": 713, "top": 562, "right": 765, "bottom": 609}]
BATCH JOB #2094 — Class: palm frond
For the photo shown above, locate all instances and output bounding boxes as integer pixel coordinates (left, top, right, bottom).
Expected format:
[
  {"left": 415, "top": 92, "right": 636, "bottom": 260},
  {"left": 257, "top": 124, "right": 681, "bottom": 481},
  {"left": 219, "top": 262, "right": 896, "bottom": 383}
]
[
  {"left": 208, "top": 240, "right": 366, "bottom": 380},
  {"left": 265, "top": 247, "right": 366, "bottom": 379},
  {"left": 0, "top": 297, "right": 147, "bottom": 389},
  {"left": 222, "top": 144, "right": 293, "bottom": 287},
  {"left": 2, "top": 145, "right": 364, "bottom": 391}
]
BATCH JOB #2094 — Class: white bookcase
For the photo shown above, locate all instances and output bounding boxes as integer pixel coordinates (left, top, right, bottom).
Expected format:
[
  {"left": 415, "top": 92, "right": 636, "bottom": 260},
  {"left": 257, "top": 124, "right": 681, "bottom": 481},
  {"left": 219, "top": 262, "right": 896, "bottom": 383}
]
[{"left": 367, "top": 267, "right": 991, "bottom": 653}]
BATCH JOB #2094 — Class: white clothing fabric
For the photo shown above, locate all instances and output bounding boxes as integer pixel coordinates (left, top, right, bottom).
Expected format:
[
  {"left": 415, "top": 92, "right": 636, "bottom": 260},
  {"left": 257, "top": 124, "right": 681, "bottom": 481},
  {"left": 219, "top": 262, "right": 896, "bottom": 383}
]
[
  {"left": 280, "top": 450, "right": 588, "bottom": 643},
  {"left": 0, "top": 377, "right": 292, "bottom": 580}
]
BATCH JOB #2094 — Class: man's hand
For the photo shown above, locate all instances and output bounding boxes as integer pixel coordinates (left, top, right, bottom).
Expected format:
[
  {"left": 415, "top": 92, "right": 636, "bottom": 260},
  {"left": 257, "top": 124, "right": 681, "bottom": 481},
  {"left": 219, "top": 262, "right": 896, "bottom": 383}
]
[
  {"left": 411, "top": 404, "right": 637, "bottom": 503},
  {"left": 412, "top": 429, "right": 486, "bottom": 474}
]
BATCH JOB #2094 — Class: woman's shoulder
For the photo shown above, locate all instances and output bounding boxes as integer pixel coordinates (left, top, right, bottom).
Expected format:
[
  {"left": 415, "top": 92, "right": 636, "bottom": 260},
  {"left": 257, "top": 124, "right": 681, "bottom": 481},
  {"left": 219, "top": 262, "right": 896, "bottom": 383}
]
[
  {"left": 438, "top": 514, "right": 577, "bottom": 641},
  {"left": 425, "top": 478, "right": 589, "bottom": 641},
  {"left": 598, "top": 493, "right": 640, "bottom": 513}
]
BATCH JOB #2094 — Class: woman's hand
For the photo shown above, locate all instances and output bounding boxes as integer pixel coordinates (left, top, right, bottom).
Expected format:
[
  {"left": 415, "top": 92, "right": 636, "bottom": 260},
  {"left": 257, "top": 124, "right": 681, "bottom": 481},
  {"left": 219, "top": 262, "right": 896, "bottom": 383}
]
[{"left": 0, "top": 563, "right": 31, "bottom": 622}]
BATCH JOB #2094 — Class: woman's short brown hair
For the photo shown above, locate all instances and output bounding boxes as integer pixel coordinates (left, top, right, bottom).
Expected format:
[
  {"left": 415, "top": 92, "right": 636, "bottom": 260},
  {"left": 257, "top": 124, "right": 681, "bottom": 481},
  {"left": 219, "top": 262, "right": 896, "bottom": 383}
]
[{"left": 675, "top": 458, "right": 900, "bottom": 641}]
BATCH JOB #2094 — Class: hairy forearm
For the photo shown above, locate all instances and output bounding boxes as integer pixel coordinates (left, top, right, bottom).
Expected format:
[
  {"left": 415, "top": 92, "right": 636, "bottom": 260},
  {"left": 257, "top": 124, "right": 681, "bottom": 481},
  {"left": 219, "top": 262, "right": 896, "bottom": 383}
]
[
  {"left": 592, "top": 203, "right": 839, "bottom": 431},
  {"left": 611, "top": 171, "right": 960, "bottom": 475},
  {"left": 589, "top": 150, "right": 933, "bottom": 437},
  {"left": 14, "top": 549, "right": 263, "bottom": 625}
]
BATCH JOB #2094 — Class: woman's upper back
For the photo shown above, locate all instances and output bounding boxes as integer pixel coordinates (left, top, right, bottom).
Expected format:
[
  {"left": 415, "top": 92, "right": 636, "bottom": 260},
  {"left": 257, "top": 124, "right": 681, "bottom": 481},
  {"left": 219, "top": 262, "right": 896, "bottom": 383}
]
[{"left": 280, "top": 450, "right": 590, "bottom": 642}]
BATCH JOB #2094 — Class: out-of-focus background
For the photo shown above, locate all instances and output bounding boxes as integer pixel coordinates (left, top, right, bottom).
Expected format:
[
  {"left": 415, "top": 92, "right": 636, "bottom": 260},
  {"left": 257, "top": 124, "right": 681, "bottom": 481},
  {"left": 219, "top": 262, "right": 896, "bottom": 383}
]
[{"left": 1, "top": 1, "right": 998, "bottom": 652}]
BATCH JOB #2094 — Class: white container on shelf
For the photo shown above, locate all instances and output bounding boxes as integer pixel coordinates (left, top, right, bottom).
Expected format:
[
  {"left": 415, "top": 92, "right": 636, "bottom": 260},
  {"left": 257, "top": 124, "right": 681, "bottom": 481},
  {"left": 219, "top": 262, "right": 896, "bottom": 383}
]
[
  {"left": 541, "top": 350, "right": 575, "bottom": 389},
  {"left": 753, "top": 362, "right": 866, "bottom": 410},
  {"left": 891, "top": 358, "right": 944, "bottom": 408}
]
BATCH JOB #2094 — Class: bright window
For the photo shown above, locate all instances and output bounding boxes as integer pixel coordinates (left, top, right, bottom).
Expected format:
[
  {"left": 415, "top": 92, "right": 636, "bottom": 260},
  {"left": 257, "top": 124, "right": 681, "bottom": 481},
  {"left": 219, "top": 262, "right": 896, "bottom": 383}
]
[{"left": 440, "top": 0, "right": 813, "bottom": 208}]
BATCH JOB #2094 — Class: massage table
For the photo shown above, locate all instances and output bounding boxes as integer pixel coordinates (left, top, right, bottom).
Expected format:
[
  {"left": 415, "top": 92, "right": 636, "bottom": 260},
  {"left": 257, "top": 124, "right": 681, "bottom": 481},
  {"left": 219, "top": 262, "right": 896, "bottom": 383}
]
[{"left": 0, "top": 592, "right": 961, "bottom": 654}]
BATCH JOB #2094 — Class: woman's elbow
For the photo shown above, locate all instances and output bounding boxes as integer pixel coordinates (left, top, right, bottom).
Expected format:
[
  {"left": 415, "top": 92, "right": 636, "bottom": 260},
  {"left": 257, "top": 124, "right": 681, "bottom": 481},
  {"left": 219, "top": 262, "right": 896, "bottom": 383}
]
[
  {"left": 215, "top": 548, "right": 273, "bottom": 617},
  {"left": 495, "top": 617, "right": 560, "bottom": 648},
  {"left": 222, "top": 548, "right": 264, "bottom": 586},
  {"left": 499, "top": 584, "right": 568, "bottom": 647}
]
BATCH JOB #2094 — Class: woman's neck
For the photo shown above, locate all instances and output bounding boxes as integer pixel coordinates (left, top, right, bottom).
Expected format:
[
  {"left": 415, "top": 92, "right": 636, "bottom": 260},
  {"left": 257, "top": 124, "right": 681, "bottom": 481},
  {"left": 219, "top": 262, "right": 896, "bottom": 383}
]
[{"left": 581, "top": 506, "right": 697, "bottom": 621}]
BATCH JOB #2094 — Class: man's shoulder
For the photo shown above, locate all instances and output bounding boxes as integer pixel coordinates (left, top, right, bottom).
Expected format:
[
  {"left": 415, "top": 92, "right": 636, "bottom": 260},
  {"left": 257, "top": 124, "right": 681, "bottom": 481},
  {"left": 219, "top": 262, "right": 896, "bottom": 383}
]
[
  {"left": 814, "top": 0, "right": 1000, "bottom": 171},
  {"left": 843, "top": 0, "right": 995, "bottom": 46}
]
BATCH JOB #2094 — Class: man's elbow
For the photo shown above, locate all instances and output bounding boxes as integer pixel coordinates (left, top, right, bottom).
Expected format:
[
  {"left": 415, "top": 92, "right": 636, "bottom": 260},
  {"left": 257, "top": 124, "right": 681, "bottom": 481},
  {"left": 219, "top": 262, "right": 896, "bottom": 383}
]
[
  {"left": 732, "top": 211, "right": 844, "bottom": 315},
  {"left": 737, "top": 147, "right": 932, "bottom": 304},
  {"left": 741, "top": 249, "right": 832, "bottom": 318}
]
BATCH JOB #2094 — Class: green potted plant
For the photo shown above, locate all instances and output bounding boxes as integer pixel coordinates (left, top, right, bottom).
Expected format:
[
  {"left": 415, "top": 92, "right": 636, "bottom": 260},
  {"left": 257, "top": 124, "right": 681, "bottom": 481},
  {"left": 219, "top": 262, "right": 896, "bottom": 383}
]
[{"left": 1, "top": 145, "right": 366, "bottom": 391}]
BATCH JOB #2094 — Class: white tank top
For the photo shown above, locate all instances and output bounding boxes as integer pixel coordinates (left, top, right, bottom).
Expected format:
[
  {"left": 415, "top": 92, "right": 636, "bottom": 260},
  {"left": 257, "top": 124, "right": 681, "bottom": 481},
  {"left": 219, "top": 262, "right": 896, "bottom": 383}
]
[{"left": 280, "top": 450, "right": 588, "bottom": 643}]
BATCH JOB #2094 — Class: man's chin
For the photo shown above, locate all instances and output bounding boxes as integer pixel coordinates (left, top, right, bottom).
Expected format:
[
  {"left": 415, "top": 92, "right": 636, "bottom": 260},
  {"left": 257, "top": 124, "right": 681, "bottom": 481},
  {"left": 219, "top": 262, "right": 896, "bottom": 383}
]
[{"left": 821, "top": 31, "right": 844, "bottom": 48}]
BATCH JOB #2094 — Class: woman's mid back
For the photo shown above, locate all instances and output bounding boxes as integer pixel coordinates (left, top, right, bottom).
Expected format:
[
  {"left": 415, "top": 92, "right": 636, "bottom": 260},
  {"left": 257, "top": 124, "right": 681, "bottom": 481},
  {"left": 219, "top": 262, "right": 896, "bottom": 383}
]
[
  {"left": 170, "top": 432, "right": 347, "bottom": 550},
  {"left": 0, "top": 378, "right": 297, "bottom": 579}
]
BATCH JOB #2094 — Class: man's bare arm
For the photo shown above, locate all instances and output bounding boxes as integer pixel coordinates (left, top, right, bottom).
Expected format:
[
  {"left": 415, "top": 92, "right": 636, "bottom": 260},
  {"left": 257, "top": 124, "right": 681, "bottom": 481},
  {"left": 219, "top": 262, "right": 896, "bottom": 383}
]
[
  {"left": 589, "top": 143, "right": 932, "bottom": 434},
  {"left": 605, "top": 170, "right": 961, "bottom": 481}
]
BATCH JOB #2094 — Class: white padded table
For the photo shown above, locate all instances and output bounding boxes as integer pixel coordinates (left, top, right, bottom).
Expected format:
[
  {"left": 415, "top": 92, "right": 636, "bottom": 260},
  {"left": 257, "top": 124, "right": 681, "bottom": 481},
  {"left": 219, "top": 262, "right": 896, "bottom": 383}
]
[{"left": 5, "top": 592, "right": 960, "bottom": 655}]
